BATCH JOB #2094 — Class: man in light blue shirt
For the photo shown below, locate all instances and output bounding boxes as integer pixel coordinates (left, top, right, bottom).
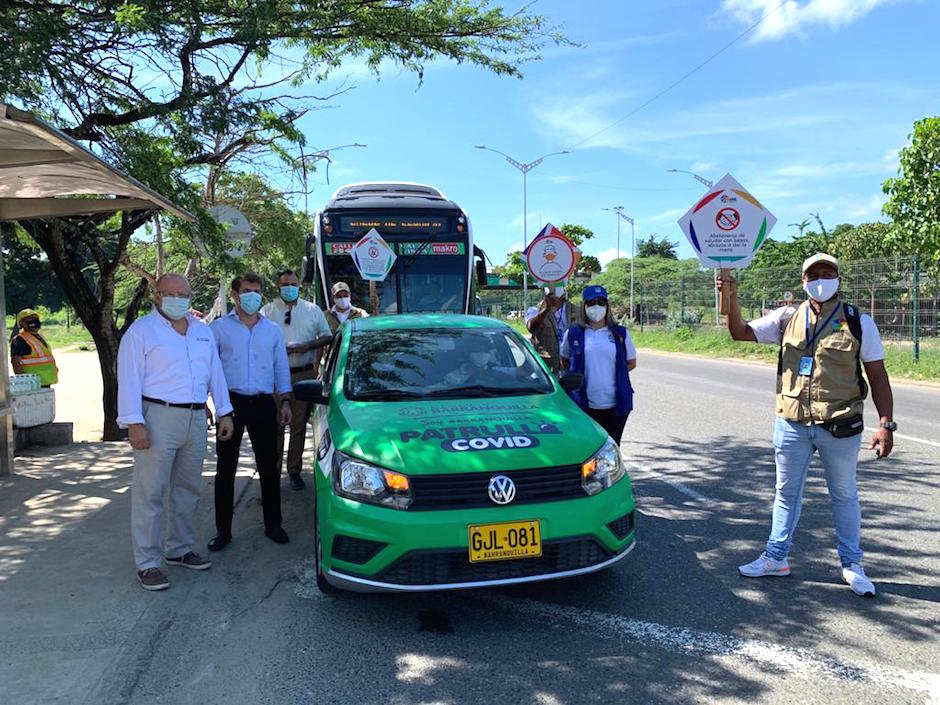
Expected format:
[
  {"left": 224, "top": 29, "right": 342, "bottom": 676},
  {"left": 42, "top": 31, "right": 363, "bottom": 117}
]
[{"left": 209, "top": 271, "right": 293, "bottom": 551}]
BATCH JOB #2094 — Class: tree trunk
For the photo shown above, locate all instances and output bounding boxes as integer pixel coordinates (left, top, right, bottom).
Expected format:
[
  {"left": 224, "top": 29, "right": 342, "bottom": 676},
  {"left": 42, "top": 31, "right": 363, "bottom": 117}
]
[{"left": 22, "top": 211, "right": 153, "bottom": 441}]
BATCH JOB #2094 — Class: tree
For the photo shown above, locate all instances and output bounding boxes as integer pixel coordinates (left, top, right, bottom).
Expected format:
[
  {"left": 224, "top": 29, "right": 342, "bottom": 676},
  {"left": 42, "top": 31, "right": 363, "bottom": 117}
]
[
  {"left": 883, "top": 116, "right": 940, "bottom": 270},
  {"left": 558, "top": 224, "right": 594, "bottom": 247},
  {"left": 636, "top": 235, "right": 678, "bottom": 259},
  {"left": 1, "top": 0, "right": 562, "bottom": 439},
  {"left": 578, "top": 255, "right": 601, "bottom": 275}
]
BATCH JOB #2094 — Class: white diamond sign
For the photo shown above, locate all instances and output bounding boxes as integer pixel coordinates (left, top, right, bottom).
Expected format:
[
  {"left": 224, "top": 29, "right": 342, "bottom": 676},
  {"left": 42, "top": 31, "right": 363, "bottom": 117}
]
[
  {"left": 677, "top": 174, "right": 776, "bottom": 269},
  {"left": 351, "top": 228, "right": 396, "bottom": 282}
]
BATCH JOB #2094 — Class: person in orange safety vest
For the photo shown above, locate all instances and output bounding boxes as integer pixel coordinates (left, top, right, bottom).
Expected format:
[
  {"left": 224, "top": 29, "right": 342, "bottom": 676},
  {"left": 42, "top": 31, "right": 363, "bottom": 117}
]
[{"left": 10, "top": 308, "right": 58, "bottom": 386}]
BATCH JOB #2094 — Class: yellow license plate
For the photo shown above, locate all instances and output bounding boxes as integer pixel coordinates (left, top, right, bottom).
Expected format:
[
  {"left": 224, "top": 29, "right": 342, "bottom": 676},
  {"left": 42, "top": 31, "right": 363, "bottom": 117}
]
[{"left": 468, "top": 520, "right": 542, "bottom": 563}]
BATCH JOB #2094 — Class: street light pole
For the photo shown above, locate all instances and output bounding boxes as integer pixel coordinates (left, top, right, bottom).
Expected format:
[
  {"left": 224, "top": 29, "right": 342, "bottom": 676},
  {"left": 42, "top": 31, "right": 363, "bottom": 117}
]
[
  {"left": 667, "top": 168, "right": 718, "bottom": 323},
  {"left": 604, "top": 206, "right": 636, "bottom": 318},
  {"left": 475, "top": 145, "right": 569, "bottom": 311}
]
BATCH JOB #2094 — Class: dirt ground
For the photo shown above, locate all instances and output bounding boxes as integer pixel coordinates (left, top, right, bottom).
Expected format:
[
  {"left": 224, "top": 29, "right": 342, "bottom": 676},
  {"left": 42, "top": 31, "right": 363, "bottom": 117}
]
[{"left": 51, "top": 349, "right": 106, "bottom": 442}]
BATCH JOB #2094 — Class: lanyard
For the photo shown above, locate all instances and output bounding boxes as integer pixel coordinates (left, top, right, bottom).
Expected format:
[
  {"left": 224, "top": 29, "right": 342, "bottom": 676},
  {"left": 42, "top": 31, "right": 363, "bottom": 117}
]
[{"left": 805, "top": 303, "right": 841, "bottom": 349}]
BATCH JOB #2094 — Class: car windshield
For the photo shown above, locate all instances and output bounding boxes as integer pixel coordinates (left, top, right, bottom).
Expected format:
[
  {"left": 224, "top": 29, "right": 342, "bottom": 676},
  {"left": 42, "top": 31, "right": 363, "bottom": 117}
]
[{"left": 345, "top": 327, "right": 554, "bottom": 400}]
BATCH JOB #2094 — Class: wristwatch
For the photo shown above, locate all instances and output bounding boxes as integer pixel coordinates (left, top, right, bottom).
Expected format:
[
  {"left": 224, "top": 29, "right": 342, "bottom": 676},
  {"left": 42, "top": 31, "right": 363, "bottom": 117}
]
[{"left": 879, "top": 421, "right": 897, "bottom": 431}]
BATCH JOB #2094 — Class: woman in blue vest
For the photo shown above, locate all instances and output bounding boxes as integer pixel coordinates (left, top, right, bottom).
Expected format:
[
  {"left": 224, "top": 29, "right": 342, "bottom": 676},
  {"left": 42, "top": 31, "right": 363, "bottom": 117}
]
[{"left": 559, "top": 285, "right": 636, "bottom": 442}]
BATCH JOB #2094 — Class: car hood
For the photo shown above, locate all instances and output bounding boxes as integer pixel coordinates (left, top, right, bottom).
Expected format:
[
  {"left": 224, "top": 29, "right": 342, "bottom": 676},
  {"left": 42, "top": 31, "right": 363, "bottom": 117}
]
[{"left": 328, "top": 392, "right": 607, "bottom": 475}]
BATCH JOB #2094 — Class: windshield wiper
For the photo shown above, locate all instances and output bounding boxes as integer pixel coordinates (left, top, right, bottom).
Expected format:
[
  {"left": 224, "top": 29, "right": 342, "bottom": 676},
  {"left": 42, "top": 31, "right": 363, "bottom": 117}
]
[
  {"left": 425, "top": 384, "right": 524, "bottom": 398},
  {"left": 353, "top": 388, "right": 425, "bottom": 401}
]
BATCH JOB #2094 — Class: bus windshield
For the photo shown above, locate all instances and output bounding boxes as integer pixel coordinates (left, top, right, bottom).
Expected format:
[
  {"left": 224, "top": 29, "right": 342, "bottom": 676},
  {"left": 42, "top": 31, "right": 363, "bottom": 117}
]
[{"left": 399, "top": 252, "right": 466, "bottom": 313}]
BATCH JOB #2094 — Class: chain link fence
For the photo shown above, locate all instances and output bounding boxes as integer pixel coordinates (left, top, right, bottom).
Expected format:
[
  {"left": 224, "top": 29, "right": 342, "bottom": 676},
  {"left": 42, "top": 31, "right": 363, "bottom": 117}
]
[{"left": 633, "top": 255, "right": 938, "bottom": 362}]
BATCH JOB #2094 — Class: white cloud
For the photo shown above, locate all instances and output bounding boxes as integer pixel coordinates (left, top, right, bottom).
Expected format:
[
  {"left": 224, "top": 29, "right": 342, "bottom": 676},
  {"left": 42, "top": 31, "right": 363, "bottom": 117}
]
[
  {"left": 535, "top": 85, "right": 841, "bottom": 152},
  {"left": 774, "top": 159, "right": 895, "bottom": 179},
  {"left": 647, "top": 207, "right": 687, "bottom": 223},
  {"left": 595, "top": 247, "right": 625, "bottom": 268},
  {"left": 509, "top": 242, "right": 524, "bottom": 252},
  {"left": 720, "top": 0, "right": 901, "bottom": 42},
  {"left": 691, "top": 161, "right": 716, "bottom": 174}
]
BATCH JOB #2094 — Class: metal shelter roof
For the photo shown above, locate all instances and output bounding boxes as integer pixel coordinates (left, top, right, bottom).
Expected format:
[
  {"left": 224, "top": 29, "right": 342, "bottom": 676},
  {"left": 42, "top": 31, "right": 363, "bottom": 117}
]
[{"left": 0, "top": 104, "right": 193, "bottom": 222}]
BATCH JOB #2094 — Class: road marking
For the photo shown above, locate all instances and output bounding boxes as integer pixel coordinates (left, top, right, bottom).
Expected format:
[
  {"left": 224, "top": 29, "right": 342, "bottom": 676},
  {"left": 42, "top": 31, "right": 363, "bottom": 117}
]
[
  {"left": 623, "top": 458, "right": 718, "bottom": 508},
  {"left": 487, "top": 596, "right": 940, "bottom": 704},
  {"left": 865, "top": 428, "right": 940, "bottom": 449}
]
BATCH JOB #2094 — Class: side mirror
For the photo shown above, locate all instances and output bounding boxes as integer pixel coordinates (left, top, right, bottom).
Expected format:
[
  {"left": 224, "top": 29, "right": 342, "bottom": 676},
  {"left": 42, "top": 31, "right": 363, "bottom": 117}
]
[
  {"left": 476, "top": 259, "right": 487, "bottom": 286},
  {"left": 558, "top": 372, "right": 583, "bottom": 393},
  {"left": 294, "top": 379, "right": 328, "bottom": 405}
]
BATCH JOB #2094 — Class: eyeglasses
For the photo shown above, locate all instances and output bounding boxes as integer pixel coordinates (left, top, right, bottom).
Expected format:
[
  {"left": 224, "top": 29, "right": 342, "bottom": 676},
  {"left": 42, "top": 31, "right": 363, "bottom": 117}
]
[
  {"left": 584, "top": 298, "right": 607, "bottom": 307},
  {"left": 284, "top": 310, "right": 292, "bottom": 325}
]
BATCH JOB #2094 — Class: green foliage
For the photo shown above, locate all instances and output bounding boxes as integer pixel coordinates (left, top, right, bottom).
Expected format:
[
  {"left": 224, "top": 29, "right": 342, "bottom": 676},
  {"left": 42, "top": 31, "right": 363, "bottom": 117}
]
[
  {"left": 558, "top": 223, "right": 594, "bottom": 247},
  {"left": 592, "top": 256, "right": 700, "bottom": 314},
  {"left": 578, "top": 255, "right": 601, "bottom": 274},
  {"left": 636, "top": 235, "right": 678, "bottom": 259},
  {"left": 883, "top": 116, "right": 940, "bottom": 272}
]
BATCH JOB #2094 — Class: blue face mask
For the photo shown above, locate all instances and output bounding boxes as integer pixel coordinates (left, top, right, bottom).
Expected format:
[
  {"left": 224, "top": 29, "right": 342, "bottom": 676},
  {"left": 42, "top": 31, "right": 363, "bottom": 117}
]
[
  {"left": 239, "top": 291, "right": 263, "bottom": 315},
  {"left": 280, "top": 285, "right": 299, "bottom": 303},
  {"left": 160, "top": 296, "right": 190, "bottom": 321}
]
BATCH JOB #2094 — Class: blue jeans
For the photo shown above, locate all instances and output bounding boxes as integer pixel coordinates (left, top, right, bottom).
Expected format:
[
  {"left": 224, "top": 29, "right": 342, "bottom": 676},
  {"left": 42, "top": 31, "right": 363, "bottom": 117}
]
[{"left": 765, "top": 416, "right": 863, "bottom": 566}]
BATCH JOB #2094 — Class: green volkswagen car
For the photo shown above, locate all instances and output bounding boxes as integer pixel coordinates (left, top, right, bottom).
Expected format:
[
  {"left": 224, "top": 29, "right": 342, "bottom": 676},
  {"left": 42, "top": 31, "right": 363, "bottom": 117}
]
[{"left": 295, "top": 314, "right": 636, "bottom": 592}]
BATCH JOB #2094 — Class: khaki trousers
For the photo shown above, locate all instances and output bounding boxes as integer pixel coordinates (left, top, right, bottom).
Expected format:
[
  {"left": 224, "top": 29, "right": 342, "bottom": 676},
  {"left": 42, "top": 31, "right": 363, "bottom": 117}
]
[
  {"left": 131, "top": 402, "right": 207, "bottom": 570},
  {"left": 278, "top": 366, "right": 317, "bottom": 476}
]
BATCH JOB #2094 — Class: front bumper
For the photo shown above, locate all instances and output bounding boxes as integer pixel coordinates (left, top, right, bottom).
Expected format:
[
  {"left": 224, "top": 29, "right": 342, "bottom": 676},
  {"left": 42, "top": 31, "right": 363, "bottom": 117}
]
[{"left": 316, "top": 473, "right": 636, "bottom": 592}]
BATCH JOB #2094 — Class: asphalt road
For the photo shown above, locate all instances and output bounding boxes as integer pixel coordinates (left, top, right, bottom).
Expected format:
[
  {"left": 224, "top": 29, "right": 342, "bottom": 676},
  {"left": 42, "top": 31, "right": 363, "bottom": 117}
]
[{"left": 2, "top": 352, "right": 938, "bottom": 705}]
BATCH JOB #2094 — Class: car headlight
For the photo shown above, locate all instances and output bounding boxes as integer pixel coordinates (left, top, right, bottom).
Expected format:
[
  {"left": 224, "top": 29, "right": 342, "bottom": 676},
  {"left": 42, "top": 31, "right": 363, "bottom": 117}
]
[
  {"left": 333, "top": 452, "right": 412, "bottom": 510},
  {"left": 581, "top": 437, "right": 625, "bottom": 496}
]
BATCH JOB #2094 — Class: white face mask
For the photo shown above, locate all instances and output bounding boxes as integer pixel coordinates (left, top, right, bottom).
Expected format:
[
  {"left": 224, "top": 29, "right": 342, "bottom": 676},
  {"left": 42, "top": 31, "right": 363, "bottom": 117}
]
[
  {"left": 469, "top": 352, "right": 490, "bottom": 368},
  {"left": 803, "top": 278, "right": 839, "bottom": 302},
  {"left": 585, "top": 304, "right": 607, "bottom": 323},
  {"left": 334, "top": 296, "right": 351, "bottom": 311}
]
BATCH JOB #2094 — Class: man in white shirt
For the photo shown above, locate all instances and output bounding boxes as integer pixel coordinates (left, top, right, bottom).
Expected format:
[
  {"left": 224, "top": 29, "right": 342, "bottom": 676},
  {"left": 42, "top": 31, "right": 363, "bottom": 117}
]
[
  {"left": 261, "top": 269, "right": 332, "bottom": 490},
  {"left": 117, "top": 273, "right": 234, "bottom": 592},
  {"left": 209, "top": 272, "right": 293, "bottom": 551}
]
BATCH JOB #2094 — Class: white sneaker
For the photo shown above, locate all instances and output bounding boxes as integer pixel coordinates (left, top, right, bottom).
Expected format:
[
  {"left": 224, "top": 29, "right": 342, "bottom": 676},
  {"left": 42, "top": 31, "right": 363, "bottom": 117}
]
[
  {"left": 738, "top": 553, "right": 791, "bottom": 578},
  {"left": 842, "top": 563, "right": 876, "bottom": 597}
]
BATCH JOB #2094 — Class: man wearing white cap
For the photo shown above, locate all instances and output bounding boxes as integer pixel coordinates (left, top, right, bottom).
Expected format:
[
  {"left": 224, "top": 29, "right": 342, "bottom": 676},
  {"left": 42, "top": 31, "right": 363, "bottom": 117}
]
[
  {"left": 525, "top": 284, "right": 581, "bottom": 374},
  {"left": 717, "top": 253, "right": 895, "bottom": 597}
]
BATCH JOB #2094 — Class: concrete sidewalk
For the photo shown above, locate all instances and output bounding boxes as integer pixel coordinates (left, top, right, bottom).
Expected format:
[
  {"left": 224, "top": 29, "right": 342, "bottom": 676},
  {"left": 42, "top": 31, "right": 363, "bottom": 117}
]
[{"left": 0, "top": 436, "right": 318, "bottom": 704}]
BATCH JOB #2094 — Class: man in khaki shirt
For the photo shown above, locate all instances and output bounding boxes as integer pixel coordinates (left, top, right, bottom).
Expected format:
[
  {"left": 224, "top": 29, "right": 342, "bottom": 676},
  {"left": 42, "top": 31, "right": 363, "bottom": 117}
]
[{"left": 261, "top": 269, "right": 332, "bottom": 490}]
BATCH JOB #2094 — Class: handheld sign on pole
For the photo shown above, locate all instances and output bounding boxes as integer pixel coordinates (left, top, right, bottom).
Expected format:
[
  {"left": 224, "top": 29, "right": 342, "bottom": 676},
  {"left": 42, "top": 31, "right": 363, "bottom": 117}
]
[
  {"left": 350, "top": 228, "right": 395, "bottom": 315},
  {"left": 677, "top": 174, "right": 776, "bottom": 314},
  {"left": 351, "top": 228, "right": 396, "bottom": 282},
  {"left": 524, "top": 223, "right": 577, "bottom": 285}
]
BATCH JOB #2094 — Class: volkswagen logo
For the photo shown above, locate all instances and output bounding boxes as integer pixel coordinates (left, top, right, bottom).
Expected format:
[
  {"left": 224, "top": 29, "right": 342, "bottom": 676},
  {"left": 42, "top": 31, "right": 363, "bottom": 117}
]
[{"left": 487, "top": 475, "right": 516, "bottom": 505}]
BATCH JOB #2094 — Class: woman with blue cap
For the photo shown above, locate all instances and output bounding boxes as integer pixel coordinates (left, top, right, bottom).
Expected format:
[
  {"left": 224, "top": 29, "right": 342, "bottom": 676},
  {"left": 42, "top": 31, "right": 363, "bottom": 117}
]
[{"left": 560, "top": 285, "right": 636, "bottom": 442}]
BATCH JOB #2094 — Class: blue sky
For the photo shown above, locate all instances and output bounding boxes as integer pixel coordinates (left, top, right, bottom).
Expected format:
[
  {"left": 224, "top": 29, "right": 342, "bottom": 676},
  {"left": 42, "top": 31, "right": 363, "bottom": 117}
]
[{"left": 286, "top": 0, "right": 940, "bottom": 269}]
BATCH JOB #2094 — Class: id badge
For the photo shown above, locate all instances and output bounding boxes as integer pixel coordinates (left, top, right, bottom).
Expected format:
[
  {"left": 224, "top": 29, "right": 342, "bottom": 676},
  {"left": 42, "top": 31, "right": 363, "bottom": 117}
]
[{"left": 798, "top": 356, "right": 814, "bottom": 376}]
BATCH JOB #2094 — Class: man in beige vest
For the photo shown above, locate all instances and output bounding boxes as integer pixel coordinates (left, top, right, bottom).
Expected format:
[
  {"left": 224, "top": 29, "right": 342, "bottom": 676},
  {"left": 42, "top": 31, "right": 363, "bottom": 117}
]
[
  {"left": 525, "top": 285, "right": 581, "bottom": 374},
  {"left": 324, "top": 281, "right": 369, "bottom": 333},
  {"left": 718, "top": 253, "right": 895, "bottom": 597}
]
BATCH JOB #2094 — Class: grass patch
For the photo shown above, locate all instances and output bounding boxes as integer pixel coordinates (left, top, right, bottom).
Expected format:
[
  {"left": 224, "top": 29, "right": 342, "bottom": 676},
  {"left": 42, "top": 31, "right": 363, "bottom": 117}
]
[
  {"left": 6, "top": 318, "right": 95, "bottom": 350},
  {"left": 631, "top": 325, "right": 940, "bottom": 382},
  {"left": 502, "top": 317, "right": 940, "bottom": 383}
]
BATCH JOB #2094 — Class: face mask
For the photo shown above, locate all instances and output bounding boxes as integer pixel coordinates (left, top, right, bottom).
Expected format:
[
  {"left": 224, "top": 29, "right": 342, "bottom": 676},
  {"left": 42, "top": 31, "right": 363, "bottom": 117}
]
[
  {"left": 334, "top": 296, "right": 351, "bottom": 311},
  {"left": 280, "top": 285, "right": 299, "bottom": 302},
  {"left": 159, "top": 296, "right": 190, "bottom": 321},
  {"left": 26, "top": 321, "right": 41, "bottom": 331},
  {"left": 803, "top": 278, "right": 839, "bottom": 302},
  {"left": 585, "top": 304, "right": 607, "bottom": 323},
  {"left": 469, "top": 352, "right": 490, "bottom": 368},
  {"left": 239, "top": 291, "right": 263, "bottom": 315}
]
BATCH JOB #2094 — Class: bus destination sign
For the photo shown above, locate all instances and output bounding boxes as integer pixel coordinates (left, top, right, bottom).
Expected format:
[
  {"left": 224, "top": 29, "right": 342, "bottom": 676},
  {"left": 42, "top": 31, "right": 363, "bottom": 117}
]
[{"left": 339, "top": 216, "right": 449, "bottom": 233}]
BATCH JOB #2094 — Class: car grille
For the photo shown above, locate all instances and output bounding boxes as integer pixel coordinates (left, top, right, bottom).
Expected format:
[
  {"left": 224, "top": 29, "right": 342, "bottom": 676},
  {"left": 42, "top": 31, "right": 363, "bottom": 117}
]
[
  {"left": 371, "top": 537, "right": 614, "bottom": 586},
  {"left": 408, "top": 465, "right": 585, "bottom": 510},
  {"left": 606, "top": 511, "right": 635, "bottom": 540},
  {"left": 331, "top": 535, "right": 387, "bottom": 564}
]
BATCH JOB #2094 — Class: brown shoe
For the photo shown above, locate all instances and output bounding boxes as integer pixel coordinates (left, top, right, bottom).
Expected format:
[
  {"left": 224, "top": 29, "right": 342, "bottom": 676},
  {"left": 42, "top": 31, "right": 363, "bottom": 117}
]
[
  {"left": 165, "top": 551, "right": 211, "bottom": 571},
  {"left": 137, "top": 567, "right": 169, "bottom": 591}
]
